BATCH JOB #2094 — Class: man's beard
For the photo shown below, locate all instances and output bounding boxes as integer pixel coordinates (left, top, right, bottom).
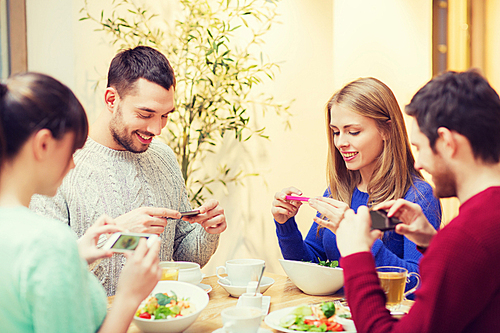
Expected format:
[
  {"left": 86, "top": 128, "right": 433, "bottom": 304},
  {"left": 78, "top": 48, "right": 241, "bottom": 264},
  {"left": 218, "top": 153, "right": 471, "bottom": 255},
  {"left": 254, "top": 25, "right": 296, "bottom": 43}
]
[
  {"left": 109, "top": 104, "right": 149, "bottom": 153},
  {"left": 431, "top": 157, "right": 457, "bottom": 199}
]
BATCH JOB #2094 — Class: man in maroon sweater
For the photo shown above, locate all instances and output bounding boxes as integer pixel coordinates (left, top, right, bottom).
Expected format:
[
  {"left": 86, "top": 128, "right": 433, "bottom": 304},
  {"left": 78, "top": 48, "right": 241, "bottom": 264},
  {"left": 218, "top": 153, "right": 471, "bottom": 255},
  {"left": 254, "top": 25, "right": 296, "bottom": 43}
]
[{"left": 325, "top": 71, "right": 500, "bottom": 332}]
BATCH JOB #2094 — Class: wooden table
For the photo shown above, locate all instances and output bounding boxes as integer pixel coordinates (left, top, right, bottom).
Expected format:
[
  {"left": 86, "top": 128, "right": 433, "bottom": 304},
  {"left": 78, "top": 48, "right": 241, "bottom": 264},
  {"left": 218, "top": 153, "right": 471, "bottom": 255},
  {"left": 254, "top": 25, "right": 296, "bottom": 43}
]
[{"left": 108, "top": 272, "right": 413, "bottom": 332}]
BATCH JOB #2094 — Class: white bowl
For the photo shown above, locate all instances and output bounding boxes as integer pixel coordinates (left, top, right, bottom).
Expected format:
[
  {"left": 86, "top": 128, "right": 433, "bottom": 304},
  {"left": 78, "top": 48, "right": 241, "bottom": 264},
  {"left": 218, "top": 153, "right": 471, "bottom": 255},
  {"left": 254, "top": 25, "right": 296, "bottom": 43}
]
[
  {"left": 217, "top": 276, "right": 275, "bottom": 297},
  {"left": 159, "top": 261, "right": 203, "bottom": 285},
  {"left": 133, "top": 281, "right": 209, "bottom": 333},
  {"left": 177, "top": 262, "right": 203, "bottom": 285},
  {"left": 279, "top": 259, "right": 344, "bottom": 295}
]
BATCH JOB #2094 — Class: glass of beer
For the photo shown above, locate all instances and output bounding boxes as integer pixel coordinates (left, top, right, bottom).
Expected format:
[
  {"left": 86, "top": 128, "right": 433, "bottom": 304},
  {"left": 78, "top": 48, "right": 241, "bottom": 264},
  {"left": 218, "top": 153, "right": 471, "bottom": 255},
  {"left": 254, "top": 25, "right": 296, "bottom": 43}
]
[
  {"left": 376, "top": 266, "right": 420, "bottom": 311},
  {"left": 159, "top": 262, "right": 180, "bottom": 281}
]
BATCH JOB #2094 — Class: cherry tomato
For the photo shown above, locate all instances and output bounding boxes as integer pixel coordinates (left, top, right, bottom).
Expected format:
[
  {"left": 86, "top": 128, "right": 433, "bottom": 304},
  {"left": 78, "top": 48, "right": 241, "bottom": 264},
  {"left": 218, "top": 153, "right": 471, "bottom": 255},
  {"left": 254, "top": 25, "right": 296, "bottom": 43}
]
[{"left": 139, "top": 312, "right": 152, "bottom": 319}]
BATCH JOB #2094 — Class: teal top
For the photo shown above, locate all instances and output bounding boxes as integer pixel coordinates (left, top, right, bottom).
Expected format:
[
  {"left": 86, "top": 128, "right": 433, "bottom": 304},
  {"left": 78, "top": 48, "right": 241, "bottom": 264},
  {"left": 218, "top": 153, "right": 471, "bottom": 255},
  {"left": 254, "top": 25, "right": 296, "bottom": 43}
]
[{"left": 0, "top": 206, "right": 107, "bottom": 332}]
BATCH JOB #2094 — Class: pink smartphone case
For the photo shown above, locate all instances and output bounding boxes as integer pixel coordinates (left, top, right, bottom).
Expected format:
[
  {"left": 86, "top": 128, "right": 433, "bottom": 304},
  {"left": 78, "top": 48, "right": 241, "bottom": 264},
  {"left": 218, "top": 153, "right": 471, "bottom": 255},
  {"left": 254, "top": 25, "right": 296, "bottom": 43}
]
[{"left": 285, "top": 195, "right": 310, "bottom": 202}]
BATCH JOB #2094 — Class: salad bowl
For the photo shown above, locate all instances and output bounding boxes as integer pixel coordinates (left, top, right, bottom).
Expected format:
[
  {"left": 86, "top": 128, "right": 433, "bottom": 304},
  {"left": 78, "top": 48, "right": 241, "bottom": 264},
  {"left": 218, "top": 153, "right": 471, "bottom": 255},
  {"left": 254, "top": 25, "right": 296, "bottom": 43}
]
[
  {"left": 133, "top": 281, "right": 209, "bottom": 333},
  {"left": 279, "top": 259, "right": 344, "bottom": 296}
]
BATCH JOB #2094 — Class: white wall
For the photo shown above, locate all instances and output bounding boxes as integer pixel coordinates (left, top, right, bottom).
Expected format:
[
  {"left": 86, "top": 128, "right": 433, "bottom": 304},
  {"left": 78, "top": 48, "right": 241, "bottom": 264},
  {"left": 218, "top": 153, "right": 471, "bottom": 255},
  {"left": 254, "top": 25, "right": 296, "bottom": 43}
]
[
  {"left": 26, "top": 0, "right": 77, "bottom": 88},
  {"left": 332, "top": 0, "right": 432, "bottom": 107},
  {"left": 25, "top": 0, "right": 434, "bottom": 276}
]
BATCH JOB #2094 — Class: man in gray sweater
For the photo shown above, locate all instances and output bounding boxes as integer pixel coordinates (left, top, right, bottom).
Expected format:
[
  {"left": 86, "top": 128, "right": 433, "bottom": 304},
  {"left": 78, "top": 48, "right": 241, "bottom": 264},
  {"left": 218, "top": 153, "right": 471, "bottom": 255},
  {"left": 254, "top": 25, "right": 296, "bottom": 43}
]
[{"left": 30, "top": 46, "right": 227, "bottom": 296}]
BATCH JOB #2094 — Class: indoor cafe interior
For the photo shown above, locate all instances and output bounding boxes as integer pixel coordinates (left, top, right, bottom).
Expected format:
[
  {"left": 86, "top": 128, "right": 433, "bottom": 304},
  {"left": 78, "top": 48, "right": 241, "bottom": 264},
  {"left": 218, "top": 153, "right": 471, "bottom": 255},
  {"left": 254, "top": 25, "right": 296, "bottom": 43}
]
[{"left": 2, "top": 0, "right": 500, "bottom": 278}]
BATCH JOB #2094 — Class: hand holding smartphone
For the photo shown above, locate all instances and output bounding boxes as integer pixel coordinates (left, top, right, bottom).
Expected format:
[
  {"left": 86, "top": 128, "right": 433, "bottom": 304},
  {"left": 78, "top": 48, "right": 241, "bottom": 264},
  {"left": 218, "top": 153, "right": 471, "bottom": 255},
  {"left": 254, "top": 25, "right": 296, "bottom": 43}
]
[
  {"left": 180, "top": 209, "right": 201, "bottom": 217},
  {"left": 370, "top": 210, "right": 402, "bottom": 231},
  {"left": 102, "top": 232, "right": 159, "bottom": 253},
  {"left": 285, "top": 195, "right": 310, "bottom": 202}
]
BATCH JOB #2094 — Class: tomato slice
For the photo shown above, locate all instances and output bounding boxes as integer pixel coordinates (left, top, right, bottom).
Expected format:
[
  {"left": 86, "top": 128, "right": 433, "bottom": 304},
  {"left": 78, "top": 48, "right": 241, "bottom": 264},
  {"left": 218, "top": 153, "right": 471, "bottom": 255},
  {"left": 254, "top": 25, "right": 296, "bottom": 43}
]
[
  {"left": 139, "top": 312, "right": 151, "bottom": 319},
  {"left": 326, "top": 321, "right": 343, "bottom": 332}
]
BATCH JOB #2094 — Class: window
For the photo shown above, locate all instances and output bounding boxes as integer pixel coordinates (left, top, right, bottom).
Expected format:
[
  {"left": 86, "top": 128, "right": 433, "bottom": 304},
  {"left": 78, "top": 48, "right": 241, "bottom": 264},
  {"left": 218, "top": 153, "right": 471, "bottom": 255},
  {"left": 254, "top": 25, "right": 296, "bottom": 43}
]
[
  {"left": 433, "top": 0, "right": 485, "bottom": 75},
  {"left": 0, "top": 0, "right": 27, "bottom": 78}
]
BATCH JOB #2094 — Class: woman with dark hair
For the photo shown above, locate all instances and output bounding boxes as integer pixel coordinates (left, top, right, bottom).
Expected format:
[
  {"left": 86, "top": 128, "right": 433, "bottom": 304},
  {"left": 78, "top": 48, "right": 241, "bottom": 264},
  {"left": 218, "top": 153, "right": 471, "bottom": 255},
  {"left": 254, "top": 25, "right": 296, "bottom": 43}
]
[
  {"left": 0, "top": 72, "right": 160, "bottom": 332},
  {"left": 272, "top": 77, "right": 441, "bottom": 279}
]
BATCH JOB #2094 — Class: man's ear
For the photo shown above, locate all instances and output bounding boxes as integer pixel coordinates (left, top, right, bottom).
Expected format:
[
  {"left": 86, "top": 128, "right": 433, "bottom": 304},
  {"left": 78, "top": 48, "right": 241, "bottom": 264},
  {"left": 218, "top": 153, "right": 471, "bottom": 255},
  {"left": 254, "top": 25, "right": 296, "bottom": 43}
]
[
  {"left": 32, "top": 129, "right": 53, "bottom": 161},
  {"left": 104, "top": 87, "right": 118, "bottom": 113},
  {"left": 436, "top": 127, "right": 457, "bottom": 157}
]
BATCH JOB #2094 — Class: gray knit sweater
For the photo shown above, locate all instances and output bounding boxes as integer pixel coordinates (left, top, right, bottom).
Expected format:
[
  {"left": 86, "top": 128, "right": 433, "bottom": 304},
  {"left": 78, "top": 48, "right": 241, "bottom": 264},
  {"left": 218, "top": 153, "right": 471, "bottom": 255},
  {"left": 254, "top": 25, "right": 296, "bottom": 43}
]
[{"left": 30, "top": 138, "right": 219, "bottom": 296}]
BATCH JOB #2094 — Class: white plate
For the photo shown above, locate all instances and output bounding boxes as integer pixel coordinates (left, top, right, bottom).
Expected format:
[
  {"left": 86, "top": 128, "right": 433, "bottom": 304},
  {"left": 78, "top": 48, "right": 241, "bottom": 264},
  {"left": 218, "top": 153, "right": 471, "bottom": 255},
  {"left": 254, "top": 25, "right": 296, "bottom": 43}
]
[
  {"left": 237, "top": 295, "right": 271, "bottom": 316},
  {"left": 217, "top": 276, "right": 275, "bottom": 297},
  {"left": 264, "top": 306, "right": 356, "bottom": 333},
  {"left": 212, "top": 328, "right": 272, "bottom": 333},
  {"left": 198, "top": 283, "right": 212, "bottom": 293}
]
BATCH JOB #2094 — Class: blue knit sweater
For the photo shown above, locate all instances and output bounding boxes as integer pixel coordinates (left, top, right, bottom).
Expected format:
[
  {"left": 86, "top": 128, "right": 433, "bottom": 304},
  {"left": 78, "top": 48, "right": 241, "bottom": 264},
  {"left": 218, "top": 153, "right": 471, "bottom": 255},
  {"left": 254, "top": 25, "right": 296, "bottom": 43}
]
[{"left": 275, "top": 179, "right": 441, "bottom": 285}]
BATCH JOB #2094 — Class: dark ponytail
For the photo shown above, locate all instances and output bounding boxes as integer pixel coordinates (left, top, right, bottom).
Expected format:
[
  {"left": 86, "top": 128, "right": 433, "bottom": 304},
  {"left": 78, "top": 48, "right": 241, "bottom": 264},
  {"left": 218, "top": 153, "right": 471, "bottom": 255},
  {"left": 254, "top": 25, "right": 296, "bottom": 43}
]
[
  {"left": 0, "top": 73, "right": 88, "bottom": 164},
  {"left": 0, "top": 83, "right": 8, "bottom": 167}
]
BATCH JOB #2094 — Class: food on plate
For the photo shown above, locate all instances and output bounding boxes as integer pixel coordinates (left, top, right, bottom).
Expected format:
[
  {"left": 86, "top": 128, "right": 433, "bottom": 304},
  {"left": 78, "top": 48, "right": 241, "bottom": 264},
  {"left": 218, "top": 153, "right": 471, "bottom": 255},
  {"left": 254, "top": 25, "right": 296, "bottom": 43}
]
[
  {"left": 135, "top": 291, "right": 196, "bottom": 320},
  {"left": 279, "top": 301, "right": 346, "bottom": 332}
]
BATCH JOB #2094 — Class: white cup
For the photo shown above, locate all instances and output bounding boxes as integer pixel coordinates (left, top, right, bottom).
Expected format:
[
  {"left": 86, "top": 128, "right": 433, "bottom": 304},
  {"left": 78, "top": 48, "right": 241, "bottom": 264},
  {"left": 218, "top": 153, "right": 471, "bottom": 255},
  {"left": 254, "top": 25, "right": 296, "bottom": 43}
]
[
  {"left": 221, "top": 306, "right": 262, "bottom": 333},
  {"left": 238, "top": 292, "right": 263, "bottom": 309},
  {"left": 216, "top": 259, "right": 265, "bottom": 286}
]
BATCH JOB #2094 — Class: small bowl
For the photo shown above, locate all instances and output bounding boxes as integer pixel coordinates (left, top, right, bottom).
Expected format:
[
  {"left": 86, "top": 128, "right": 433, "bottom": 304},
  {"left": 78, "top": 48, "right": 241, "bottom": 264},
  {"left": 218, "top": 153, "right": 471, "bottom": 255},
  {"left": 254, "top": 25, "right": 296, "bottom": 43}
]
[
  {"left": 159, "top": 261, "right": 203, "bottom": 285},
  {"left": 217, "top": 276, "right": 275, "bottom": 297},
  {"left": 133, "top": 281, "right": 209, "bottom": 333},
  {"left": 279, "top": 259, "right": 344, "bottom": 295}
]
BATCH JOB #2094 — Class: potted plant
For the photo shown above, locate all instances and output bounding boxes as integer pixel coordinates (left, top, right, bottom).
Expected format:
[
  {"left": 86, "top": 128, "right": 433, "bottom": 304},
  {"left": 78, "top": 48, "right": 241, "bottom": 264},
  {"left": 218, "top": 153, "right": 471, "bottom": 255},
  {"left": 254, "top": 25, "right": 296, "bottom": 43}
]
[{"left": 81, "top": 0, "right": 291, "bottom": 205}]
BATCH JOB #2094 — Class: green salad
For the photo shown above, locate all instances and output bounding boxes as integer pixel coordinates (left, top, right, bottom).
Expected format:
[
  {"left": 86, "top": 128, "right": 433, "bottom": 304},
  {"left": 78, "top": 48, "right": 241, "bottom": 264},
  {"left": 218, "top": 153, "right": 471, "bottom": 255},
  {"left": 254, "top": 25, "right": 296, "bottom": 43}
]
[
  {"left": 302, "top": 259, "right": 339, "bottom": 268},
  {"left": 279, "top": 302, "right": 343, "bottom": 332},
  {"left": 135, "top": 291, "right": 196, "bottom": 320}
]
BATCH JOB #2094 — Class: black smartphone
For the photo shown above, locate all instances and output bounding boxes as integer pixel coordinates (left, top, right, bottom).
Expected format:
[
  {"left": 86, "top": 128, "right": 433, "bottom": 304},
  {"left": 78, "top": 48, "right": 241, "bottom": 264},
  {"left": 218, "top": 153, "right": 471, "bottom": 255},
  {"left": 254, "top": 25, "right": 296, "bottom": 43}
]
[
  {"left": 369, "top": 210, "right": 402, "bottom": 231},
  {"left": 180, "top": 209, "right": 200, "bottom": 217}
]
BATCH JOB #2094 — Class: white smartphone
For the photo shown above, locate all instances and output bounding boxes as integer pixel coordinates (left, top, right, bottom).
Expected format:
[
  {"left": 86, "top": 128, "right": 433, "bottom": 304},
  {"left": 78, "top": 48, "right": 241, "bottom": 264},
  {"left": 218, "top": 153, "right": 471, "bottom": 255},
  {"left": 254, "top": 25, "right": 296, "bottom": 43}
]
[{"left": 102, "top": 232, "right": 159, "bottom": 253}]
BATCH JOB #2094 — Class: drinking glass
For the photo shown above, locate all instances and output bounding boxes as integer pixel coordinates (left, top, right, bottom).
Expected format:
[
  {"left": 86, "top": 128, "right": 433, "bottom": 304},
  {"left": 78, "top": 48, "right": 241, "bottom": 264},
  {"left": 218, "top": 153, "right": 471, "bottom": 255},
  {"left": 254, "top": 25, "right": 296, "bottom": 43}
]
[
  {"left": 376, "top": 266, "right": 420, "bottom": 311},
  {"left": 159, "top": 262, "right": 180, "bottom": 281}
]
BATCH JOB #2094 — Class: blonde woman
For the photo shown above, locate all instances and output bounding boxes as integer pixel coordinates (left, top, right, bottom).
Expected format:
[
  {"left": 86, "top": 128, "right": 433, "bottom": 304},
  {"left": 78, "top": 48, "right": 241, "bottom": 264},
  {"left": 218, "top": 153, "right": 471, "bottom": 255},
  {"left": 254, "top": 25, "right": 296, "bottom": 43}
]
[{"left": 272, "top": 78, "right": 441, "bottom": 282}]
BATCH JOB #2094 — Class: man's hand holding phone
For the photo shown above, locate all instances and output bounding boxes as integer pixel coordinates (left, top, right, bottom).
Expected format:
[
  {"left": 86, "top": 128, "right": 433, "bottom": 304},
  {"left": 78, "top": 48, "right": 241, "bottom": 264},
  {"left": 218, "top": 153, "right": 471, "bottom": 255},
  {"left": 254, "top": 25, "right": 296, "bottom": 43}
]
[
  {"left": 114, "top": 207, "right": 181, "bottom": 235},
  {"left": 180, "top": 199, "right": 227, "bottom": 234},
  {"left": 369, "top": 209, "right": 402, "bottom": 231},
  {"left": 180, "top": 210, "right": 200, "bottom": 217},
  {"left": 373, "top": 199, "right": 438, "bottom": 248}
]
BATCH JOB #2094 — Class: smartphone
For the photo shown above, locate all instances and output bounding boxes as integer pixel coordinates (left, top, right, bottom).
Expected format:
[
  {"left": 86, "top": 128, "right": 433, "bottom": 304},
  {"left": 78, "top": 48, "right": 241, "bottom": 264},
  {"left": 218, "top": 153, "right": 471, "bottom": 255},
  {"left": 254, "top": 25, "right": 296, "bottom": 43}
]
[
  {"left": 102, "top": 232, "right": 159, "bottom": 253},
  {"left": 285, "top": 195, "right": 310, "bottom": 202},
  {"left": 180, "top": 209, "right": 200, "bottom": 217},
  {"left": 370, "top": 210, "right": 402, "bottom": 231}
]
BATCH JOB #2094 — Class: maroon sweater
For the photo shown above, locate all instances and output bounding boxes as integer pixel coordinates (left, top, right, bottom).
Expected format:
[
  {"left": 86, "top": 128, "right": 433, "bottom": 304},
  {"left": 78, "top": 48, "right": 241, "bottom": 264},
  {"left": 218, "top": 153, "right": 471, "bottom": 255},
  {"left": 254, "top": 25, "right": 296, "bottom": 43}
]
[{"left": 341, "top": 186, "right": 500, "bottom": 333}]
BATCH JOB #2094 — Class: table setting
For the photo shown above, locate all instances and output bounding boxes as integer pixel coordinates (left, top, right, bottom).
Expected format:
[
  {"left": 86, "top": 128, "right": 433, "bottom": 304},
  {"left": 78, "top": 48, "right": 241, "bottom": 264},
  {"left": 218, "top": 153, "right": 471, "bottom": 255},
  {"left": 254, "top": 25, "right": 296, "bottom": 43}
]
[{"left": 107, "top": 259, "right": 414, "bottom": 333}]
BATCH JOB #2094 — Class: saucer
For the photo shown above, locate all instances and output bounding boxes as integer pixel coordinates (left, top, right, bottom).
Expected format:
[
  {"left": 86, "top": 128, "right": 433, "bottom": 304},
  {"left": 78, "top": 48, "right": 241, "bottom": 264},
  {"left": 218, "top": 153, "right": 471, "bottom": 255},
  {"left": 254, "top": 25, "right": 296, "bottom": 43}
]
[
  {"left": 198, "top": 283, "right": 212, "bottom": 293},
  {"left": 217, "top": 276, "right": 275, "bottom": 297},
  {"left": 212, "top": 328, "right": 272, "bottom": 333}
]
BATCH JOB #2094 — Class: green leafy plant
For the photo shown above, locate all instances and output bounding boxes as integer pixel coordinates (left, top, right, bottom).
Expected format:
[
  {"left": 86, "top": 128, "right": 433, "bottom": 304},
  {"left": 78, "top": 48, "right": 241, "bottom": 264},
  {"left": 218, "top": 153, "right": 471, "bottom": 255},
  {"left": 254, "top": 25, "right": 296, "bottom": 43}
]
[{"left": 80, "top": 0, "right": 291, "bottom": 205}]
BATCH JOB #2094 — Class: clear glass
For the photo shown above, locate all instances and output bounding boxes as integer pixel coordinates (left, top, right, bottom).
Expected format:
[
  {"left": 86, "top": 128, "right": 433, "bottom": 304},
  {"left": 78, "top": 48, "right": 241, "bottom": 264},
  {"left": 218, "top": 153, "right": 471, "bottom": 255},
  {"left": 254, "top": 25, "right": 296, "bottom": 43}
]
[
  {"left": 159, "top": 262, "right": 180, "bottom": 281},
  {"left": 376, "top": 266, "right": 420, "bottom": 311}
]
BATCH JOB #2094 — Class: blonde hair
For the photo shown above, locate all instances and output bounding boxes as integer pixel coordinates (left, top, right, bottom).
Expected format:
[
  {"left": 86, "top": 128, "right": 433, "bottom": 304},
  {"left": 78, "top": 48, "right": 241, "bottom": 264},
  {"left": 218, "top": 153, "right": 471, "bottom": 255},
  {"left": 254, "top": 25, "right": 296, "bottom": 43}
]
[{"left": 325, "top": 77, "right": 422, "bottom": 207}]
